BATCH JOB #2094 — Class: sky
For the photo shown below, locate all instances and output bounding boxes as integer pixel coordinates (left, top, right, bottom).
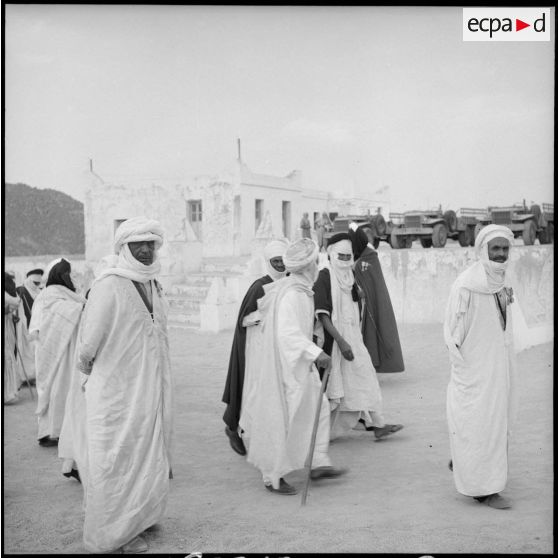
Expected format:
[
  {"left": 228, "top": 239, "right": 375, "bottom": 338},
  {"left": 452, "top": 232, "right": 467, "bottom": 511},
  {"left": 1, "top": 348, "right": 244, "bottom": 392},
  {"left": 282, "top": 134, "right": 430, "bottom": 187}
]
[{"left": 3, "top": 5, "right": 555, "bottom": 212}]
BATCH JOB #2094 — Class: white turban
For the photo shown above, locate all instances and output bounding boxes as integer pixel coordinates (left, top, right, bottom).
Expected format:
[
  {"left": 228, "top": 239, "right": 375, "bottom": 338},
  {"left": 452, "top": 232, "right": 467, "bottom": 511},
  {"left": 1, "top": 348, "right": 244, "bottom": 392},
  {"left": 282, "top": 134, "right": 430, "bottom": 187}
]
[
  {"left": 264, "top": 239, "right": 289, "bottom": 261},
  {"left": 475, "top": 224, "right": 514, "bottom": 260},
  {"left": 263, "top": 238, "right": 289, "bottom": 281},
  {"left": 283, "top": 238, "right": 319, "bottom": 272},
  {"left": 97, "top": 217, "right": 164, "bottom": 284},
  {"left": 473, "top": 224, "right": 514, "bottom": 293},
  {"left": 114, "top": 216, "right": 164, "bottom": 254}
]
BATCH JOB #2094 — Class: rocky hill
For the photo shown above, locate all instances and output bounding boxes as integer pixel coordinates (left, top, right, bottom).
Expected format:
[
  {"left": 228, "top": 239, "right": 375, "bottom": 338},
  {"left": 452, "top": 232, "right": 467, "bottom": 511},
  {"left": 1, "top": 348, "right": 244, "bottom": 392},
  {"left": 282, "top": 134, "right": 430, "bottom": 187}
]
[{"left": 4, "top": 183, "right": 85, "bottom": 256}]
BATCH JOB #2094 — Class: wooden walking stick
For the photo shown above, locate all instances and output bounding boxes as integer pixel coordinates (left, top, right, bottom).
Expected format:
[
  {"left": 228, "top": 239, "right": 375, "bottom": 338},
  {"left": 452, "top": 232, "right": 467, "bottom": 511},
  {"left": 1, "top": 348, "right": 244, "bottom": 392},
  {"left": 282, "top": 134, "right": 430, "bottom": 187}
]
[{"left": 301, "top": 361, "right": 331, "bottom": 506}]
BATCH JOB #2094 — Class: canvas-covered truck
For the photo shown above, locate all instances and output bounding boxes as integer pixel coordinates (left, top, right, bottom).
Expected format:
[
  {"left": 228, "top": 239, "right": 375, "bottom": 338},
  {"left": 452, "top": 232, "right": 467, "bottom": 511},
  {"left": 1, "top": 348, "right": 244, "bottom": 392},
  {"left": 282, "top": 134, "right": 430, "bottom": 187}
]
[
  {"left": 389, "top": 209, "right": 460, "bottom": 249},
  {"left": 474, "top": 201, "right": 553, "bottom": 245}
]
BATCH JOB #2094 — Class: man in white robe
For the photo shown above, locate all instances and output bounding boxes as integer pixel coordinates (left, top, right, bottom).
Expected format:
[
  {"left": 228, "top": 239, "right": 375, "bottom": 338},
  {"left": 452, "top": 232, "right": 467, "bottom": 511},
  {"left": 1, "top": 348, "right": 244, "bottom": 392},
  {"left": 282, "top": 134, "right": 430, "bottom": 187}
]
[
  {"left": 29, "top": 259, "right": 85, "bottom": 447},
  {"left": 246, "top": 238, "right": 347, "bottom": 495},
  {"left": 313, "top": 233, "right": 403, "bottom": 440},
  {"left": 16, "top": 268, "right": 44, "bottom": 386},
  {"left": 226, "top": 238, "right": 289, "bottom": 452},
  {"left": 78, "top": 217, "right": 172, "bottom": 553},
  {"left": 58, "top": 256, "right": 118, "bottom": 485},
  {"left": 444, "top": 224, "right": 518, "bottom": 510},
  {"left": 4, "top": 272, "right": 22, "bottom": 404}
]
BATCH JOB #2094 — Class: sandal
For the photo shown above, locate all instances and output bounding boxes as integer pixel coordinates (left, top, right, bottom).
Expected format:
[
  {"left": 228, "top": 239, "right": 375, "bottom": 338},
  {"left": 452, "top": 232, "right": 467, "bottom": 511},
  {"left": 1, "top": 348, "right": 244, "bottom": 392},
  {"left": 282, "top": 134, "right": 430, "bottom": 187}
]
[{"left": 374, "top": 424, "right": 404, "bottom": 440}]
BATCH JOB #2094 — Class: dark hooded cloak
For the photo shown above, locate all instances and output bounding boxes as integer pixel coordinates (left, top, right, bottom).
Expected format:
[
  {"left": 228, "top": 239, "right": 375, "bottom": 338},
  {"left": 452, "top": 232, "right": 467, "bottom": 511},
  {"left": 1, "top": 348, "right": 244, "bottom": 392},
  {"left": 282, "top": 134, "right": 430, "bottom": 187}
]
[
  {"left": 222, "top": 274, "right": 274, "bottom": 431},
  {"left": 352, "top": 244, "right": 405, "bottom": 372},
  {"left": 46, "top": 259, "right": 76, "bottom": 292}
]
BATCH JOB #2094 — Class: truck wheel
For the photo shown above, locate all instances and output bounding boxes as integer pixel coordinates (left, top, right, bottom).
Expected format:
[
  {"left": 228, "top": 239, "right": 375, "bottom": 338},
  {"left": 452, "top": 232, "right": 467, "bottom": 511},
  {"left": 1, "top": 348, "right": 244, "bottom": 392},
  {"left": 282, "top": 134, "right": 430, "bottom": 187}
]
[
  {"left": 529, "top": 204, "right": 542, "bottom": 227},
  {"left": 371, "top": 214, "right": 387, "bottom": 236},
  {"left": 432, "top": 223, "right": 448, "bottom": 247},
  {"left": 420, "top": 238, "right": 433, "bottom": 248},
  {"left": 443, "top": 210, "right": 458, "bottom": 233},
  {"left": 522, "top": 219, "right": 536, "bottom": 245},
  {"left": 539, "top": 222, "right": 553, "bottom": 244},
  {"left": 457, "top": 227, "right": 472, "bottom": 247},
  {"left": 473, "top": 223, "right": 484, "bottom": 245}
]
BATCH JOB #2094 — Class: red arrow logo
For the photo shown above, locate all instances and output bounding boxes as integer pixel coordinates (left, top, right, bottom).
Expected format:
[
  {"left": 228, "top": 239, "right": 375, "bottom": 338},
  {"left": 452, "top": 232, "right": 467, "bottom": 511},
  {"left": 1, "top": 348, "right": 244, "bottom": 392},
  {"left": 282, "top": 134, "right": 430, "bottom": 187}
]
[{"left": 516, "top": 19, "right": 530, "bottom": 31}]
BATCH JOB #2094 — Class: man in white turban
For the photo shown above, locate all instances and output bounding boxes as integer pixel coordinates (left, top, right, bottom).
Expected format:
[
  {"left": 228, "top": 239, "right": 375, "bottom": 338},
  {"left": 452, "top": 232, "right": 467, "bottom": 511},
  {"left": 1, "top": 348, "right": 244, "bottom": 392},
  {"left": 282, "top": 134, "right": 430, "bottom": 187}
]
[
  {"left": 15, "top": 268, "right": 44, "bottom": 386},
  {"left": 222, "top": 238, "right": 289, "bottom": 455},
  {"left": 444, "top": 224, "right": 518, "bottom": 510},
  {"left": 313, "top": 233, "right": 403, "bottom": 440},
  {"left": 245, "top": 238, "right": 347, "bottom": 495},
  {"left": 77, "top": 216, "right": 172, "bottom": 553}
]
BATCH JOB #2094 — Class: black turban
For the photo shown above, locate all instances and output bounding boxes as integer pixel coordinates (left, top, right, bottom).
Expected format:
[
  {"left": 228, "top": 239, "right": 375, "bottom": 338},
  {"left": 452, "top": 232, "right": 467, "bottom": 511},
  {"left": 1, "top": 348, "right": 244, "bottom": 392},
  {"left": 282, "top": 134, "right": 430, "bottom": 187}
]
[
  {"left": 26, "top": 268, "right": 44, "bottom": 277},
  {"left": 46, "top": 259, "right": 75, "bottom": 292},
  {"left": 4, "top": 272, "right": 17, "bottom": 297},
  {"left": 349, "top": 226, "right": 369, "bottom": 260},
  {"left": 326, "top": 232, "right": 351, "bottom": 247}
]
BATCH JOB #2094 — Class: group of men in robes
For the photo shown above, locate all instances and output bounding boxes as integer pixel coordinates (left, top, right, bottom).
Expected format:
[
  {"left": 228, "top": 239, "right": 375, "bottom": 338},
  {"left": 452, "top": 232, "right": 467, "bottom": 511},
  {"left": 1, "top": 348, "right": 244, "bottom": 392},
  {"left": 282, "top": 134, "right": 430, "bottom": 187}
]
[
  {"left": 3, "top": 269, "right": 45, "bottom": 404},
  {"left": 3, "top": 217, "right": 173, "bottom": 553},
  {"left": 222, "top": 220, "right": 521, "bottom": 510},
  {"left": 222, "top": 224, "right": 405, "bottom": 495},
  {"left": 4, "top": 271, "right": 23, "bottom": 404}
]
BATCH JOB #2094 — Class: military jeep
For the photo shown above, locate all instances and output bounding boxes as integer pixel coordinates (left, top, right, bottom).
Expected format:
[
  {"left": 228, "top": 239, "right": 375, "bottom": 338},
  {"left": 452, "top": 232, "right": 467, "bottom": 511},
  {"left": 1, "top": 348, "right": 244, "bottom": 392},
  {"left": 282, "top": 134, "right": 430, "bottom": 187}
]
[{"left": 474, "top": 202, "right": 553, "bottom": 245}]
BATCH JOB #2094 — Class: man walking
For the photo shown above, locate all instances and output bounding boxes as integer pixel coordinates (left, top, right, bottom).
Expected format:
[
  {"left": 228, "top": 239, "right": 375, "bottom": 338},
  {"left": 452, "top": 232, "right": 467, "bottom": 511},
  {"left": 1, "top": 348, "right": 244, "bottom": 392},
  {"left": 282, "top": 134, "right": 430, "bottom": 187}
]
[
  {"left": 246, "top": 238, "right": 346, "bottom": 495},
  {"left": 313, "top": 233, "right": 403, "bottom": 440},
  {"left": 222, "top": 238, "right": 289, "bottom": 455},
  {"left": 15, "top": 268, "right": 44, "bottom": 386},
  {"left": 78, "top": 216, "right": 173, "bottom": 553},
  {"left": 444, "top": 224, "right": 517, "bottom": 510},
  {"left": 348, "top": 224, "right": 404, "bottom": 373},
  {"left": 29, "top": 259, "right": 85, "bottom": 447}
]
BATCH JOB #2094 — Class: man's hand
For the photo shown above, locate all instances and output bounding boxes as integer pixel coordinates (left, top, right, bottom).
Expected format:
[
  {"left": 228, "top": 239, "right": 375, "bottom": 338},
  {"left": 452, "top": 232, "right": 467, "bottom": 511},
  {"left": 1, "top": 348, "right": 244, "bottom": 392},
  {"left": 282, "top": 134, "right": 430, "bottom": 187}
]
[
  {"left": 314, "top": 351, "right": 331, "bottom": 370},
  {"left": 338, "top": 339, "right": 354, "bottom": 361}
]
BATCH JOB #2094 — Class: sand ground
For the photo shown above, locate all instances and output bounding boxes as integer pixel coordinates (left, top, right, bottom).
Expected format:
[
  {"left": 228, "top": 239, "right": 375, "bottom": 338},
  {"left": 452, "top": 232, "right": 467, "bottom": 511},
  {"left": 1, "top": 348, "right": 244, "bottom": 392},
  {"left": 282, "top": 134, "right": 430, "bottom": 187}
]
[{"left": 2, "top": 322, "right": 553, "bottom": 554}]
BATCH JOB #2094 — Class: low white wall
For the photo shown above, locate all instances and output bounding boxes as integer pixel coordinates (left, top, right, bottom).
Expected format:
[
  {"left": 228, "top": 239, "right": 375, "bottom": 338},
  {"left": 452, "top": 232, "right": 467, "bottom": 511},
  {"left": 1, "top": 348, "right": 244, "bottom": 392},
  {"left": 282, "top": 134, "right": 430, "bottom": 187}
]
[
  {"left": 5, "top": 245, "right": 553, "bottom": 346},
  {"left": 379, "top": 245, "right": 553, "bottom": 329}
]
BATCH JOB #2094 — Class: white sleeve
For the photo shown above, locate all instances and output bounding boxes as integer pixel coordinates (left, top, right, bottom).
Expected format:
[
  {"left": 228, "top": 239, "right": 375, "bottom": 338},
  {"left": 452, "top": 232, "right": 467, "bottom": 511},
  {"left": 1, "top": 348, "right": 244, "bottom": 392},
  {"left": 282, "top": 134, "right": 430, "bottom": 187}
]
[{"left": 277, "top": 290, "right": 322, "bottom": 371}]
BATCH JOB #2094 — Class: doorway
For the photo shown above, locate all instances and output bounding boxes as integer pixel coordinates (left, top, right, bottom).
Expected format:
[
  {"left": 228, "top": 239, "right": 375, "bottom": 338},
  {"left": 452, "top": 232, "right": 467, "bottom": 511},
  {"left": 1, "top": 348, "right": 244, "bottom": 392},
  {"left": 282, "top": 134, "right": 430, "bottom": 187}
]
[{"left": 188, "top": 199, "right": 202, "bottom": 241}]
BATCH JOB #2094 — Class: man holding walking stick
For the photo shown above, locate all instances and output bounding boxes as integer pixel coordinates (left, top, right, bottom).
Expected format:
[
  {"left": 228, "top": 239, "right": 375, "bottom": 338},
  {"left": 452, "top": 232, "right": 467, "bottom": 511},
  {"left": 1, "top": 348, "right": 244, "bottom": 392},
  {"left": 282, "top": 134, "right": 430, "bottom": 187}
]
[{"left": 245, "top": 238, "right": 347, "bottom": 496}]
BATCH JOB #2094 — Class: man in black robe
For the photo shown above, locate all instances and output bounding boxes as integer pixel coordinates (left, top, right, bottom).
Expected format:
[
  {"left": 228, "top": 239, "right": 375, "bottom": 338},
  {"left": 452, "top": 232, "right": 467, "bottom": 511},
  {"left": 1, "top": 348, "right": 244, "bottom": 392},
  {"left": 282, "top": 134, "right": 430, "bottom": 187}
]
[
  {"left": 222, "top": 239, "right": 289, "bottom": 455},
  {"left": 348, "top": 224, "right": 404, "bottom": 373}
]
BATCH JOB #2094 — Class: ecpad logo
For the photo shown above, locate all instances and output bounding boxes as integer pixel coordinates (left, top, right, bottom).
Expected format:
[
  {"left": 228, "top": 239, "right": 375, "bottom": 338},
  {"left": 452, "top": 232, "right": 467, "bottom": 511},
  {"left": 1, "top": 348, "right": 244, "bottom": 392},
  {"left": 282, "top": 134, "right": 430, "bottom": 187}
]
[{"left": 463, "top": 8, "right": 550, "bottom": 41}]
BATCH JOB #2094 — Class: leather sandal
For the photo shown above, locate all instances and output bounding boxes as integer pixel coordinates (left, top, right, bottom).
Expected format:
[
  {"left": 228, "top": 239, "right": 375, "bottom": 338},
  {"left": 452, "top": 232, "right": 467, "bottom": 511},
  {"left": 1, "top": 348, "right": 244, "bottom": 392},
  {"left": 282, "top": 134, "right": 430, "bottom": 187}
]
[
  {"left": 374, "top": 424, "right": 404, "bottom": 440},
  {"left": 265, "top": 478, "right": 298, "bottom": 495}
]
